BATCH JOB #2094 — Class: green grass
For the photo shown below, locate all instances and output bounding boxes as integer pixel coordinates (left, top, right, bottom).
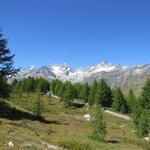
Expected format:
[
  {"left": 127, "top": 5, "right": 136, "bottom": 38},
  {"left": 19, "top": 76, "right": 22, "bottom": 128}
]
[{"left": 0, "top": 93, "right": 148, "bottom": 149}]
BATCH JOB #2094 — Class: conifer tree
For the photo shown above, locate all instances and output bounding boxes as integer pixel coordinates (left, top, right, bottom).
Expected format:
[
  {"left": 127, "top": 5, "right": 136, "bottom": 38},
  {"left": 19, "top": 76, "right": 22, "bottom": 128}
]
[
  {"left": 0, "top": 75, "right": 9, "bottom": 97},
  {"left": 132, "top": 79, "right": 150, "bottom": 137},
  {"left": 137, "top": 109, "right": 150, "bottom": 137},
  {"left": 0, "top": 31, "right": 18, "bottom": 97},
  {"left": 74, "top": 83, "right": 82, "bottom": 99},
  {"left": 140, "top": 78, "right": 150, "bottom": 110},
  {"left": 81, "top": 82, "right": 89, "bottom": 102},
  {"left": 88, "top": 86, "right": 95, "bottom": 106},
  {"left": 112, "top": 88, "right": 128, "bottom": 113},
  {"left": 0, "top": 32, "right": 18, "bottom": 77},
  {"left": 90, "top": 105, "right": 106, "bottom": 142},
  {"left": 96, "top": 79, "right": 112, "bottom": 107},
  {"left": 63, "top": 82, "right": 75, "bottom": 107},
  {"left": 127, "top": 89, "right": 136, "bottom": 113},
  {"left": 33, "top": 93, "right": 44, "bottom": 117}
]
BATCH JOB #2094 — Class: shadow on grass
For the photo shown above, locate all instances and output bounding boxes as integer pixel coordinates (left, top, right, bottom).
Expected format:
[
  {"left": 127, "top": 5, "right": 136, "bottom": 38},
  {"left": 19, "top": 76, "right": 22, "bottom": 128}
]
[
  {"left": 0, "top": 101, "right": 63, "bottom": 125},
  {"left": 106, "top": 140, "right": 120, "bottom": 144},
  {"left": 105, "top": 137, "right": 124, "bottom": 144}
]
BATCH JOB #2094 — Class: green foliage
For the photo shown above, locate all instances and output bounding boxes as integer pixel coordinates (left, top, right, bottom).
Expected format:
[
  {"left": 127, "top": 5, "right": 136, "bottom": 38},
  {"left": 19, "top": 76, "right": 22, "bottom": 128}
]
[
  {"left": 90, "top": 105, "right": 106, "bottom": 142},
  {"left": 63, "top": 81, "right": 76, "bottom": 107},
  {"left": 36, "top": 78, "right": 49, "bottom": 93},
  {"left": 47, "top": 125, "right": 54, "bottom": 136},
  {"left": 32, "top": 93, "right": 44, "bottom": 117},
  {"left": 0, "top": 31, "right": 18, "bottom": 98},
  {"left": 87, "top": 81, "right": 97, "bottom": 106},
  {"left": 140, "top": 78, "right": 150, "bottom": 110},
  {"left": 74, "top": 83, "right": 82, "bottom": 99},
  {"left": 57, "top": 139, "right": 93, "bottom": 150},
  {"left": 132, "top": 78, "right": 150, "bottom": 137},
  {"left": 0, "top": 75, "right": 9, "bottom": 98},
  {"left": 112, "top": 88, "right": 128, "bottom": 113},
  {"left": 0, "top": 32, "right": 18, "bottom": 77},
  {"left": 138, "top": 109, "right": 150, "bottom": 137},
  {"left": 88, "top": 88, "right": 95, "bottom": 106},
  {"left": 81, "top": 82, "right": 89, "bottom": 103},
  {"left": 12, "top": 77, "right": 50, "bottom": 94},
  {"left": 127, "top": 89, "right": 136, "bottom": 113},
  {"left": 95, "top": 79, "right": 112, "bottom": 107}
]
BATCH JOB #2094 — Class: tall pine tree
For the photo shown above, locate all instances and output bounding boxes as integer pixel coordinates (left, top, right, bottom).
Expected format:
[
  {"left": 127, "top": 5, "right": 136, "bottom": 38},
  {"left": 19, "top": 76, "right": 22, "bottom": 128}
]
[
  {"left": 96, "top": 79, "right": 112, "bottom": 107},
  {"left": 0, "top": 31, "right": 18, "bottom": 97},
  {"left": 112, "top": 88, "right": 128, "bottom": 113}
]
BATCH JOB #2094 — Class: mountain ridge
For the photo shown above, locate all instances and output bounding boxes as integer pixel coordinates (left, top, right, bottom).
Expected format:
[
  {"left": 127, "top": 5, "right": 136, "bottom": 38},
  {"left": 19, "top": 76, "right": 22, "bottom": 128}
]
[{"left": 12, "top": 61, "right": 150, "bottom": 88}]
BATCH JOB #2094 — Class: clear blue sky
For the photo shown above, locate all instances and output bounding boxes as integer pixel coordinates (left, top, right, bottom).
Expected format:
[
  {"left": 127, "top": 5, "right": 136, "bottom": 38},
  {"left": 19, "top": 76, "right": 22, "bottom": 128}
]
[{"left": 0, "top": 0, "right": 150, "bottom": 68}]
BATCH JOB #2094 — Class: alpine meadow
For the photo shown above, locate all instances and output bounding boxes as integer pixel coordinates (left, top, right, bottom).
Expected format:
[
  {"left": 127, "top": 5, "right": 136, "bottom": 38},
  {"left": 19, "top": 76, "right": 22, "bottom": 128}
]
[{"left": 0, "top": 0, "right": 150, "bottom": 150}]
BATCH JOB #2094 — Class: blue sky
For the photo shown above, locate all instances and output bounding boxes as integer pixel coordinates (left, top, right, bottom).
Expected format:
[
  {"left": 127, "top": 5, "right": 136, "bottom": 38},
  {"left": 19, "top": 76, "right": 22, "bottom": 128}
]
[{"left": 0, "top": 0, "right": 150, "bottom": 68}]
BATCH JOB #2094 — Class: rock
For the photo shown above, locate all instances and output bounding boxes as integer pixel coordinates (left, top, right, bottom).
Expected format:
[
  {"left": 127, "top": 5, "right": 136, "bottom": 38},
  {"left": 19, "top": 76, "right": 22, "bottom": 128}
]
[
  {"left": 144, "top": 137, "right": 150, "bottom": 141},
  {"left": 83, "top": 114, "right": 91, "bottom": 121},
  {"left": 40, "top": 140, "right": 58, "bottom": 150},
  {"left": 8, "top": 141, "right": 14, "bottom": 148},
  {"left": 120, "top": 125, "right": 125, "bottom": 128}
]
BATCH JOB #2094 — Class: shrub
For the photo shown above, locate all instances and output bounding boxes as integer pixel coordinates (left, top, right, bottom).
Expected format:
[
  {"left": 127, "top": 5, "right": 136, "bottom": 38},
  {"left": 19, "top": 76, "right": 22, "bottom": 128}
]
[
  {"left": 90, "top": 105, "right": 106, "bottom": 142},
  {"left": 57, "top": 139, "right": 93, "bottom": 150}
]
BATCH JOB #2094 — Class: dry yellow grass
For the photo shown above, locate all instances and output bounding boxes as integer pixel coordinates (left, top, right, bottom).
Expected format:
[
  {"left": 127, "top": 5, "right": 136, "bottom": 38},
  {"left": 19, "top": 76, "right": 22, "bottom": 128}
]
[{"left": 0, "top": 93, "right": 148, "bottom": 149}]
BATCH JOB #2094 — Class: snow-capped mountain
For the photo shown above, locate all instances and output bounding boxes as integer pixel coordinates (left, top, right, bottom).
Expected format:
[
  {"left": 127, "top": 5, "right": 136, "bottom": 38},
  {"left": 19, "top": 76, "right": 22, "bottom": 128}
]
[{"left": 12, "top": 61, "right": 150, "bottom": 87}]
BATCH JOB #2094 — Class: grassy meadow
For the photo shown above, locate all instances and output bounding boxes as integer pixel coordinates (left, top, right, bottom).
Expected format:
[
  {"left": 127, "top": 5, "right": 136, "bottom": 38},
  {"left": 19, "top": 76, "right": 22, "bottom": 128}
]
[{"left": 0, "top": 93, "right": 149, "bottom": 149}]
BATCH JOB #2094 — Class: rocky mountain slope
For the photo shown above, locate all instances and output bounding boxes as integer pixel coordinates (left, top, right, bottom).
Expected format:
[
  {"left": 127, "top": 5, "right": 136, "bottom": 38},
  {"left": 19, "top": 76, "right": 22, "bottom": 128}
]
[{"left": 12, "top": 61, "right": 150, "bottom": 87}]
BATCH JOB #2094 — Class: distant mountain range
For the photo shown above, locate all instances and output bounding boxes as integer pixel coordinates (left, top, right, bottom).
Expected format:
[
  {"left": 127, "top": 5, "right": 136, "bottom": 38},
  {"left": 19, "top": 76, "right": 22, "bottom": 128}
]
[{"left": 11, "top": 60, "right": 150, "bottom": 88}]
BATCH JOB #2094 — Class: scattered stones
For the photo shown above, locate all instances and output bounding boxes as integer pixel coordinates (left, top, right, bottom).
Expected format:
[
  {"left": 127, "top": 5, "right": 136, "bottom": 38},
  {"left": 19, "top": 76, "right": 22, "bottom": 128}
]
[
  {"left": 144, "top": 137, "right": 150, "bottom": 141},
  {"left": 41, "top": 140, "right": 58, "bottom": 150},
  {"left": 120, "top": 125, "right": 125, "bottom": 128},
  {"left": 8, "top": 141, "right": 14, "bottom": 148},
  {"left": 83, "top": 114, "right": 91, "bottom": 121}
]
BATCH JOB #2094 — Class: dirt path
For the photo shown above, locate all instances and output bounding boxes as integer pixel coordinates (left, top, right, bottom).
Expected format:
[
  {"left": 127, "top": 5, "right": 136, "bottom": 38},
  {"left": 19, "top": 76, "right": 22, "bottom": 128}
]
[{"left": 104, "top": 110, "right": 132, "bottom": 121}]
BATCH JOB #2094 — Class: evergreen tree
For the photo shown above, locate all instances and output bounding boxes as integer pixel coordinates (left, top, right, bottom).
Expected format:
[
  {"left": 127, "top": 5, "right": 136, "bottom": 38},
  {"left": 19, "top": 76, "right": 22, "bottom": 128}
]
[
  {"left": 140, "top": 78, "right": 150, "bottom": 110},
  {"left": 132, "top": 79, "right": 150, "bottom": 137},
  {"left": 0, "top": 75, "right": 9, "bottom": 97},
  {"left": 74, "top": 83, "right": 82, "bottom": 99},
  {"left": 90, "top": 105, "right": 106, "bottom": 142},
  {"left": 0, "top": 32, "right": 18, "bottom": 77},
  {"left": 63, "top": 82, "right": 75, "bottom": 107},
  {"left": 88, "top": 80, "right": 98, "bottom": 106},
  {"left": 137, "top": 109, "right": 150, "bottom": 137},
  {"left": 96, "top": 79, "right": 112, "bottom": 107},
  {"left": 36, "top": 78, "right": 49, "bottom": 93},
  {"left": 81, "top": 82, "right": 89, "bottom": 102},
  {"left": 0, "top": 31, "right": 18, "bottom": 97},
  {"left": 127, "top": 89, "right": 136, "bottom": 113},
  {"left": 32, "top": 93, "right": 44, "bottom": 117},
  {"left": 112, "top": 88, "right": 128, "bottom": 113},
  {"left": 88, "top": 86, "right": 95, "bottom": 106},
  {"left": 58, "top": 83, "right": 66, "bottom": 98},
  {"left": 25, "top": 77, "right": 35, "bottom": 92}
]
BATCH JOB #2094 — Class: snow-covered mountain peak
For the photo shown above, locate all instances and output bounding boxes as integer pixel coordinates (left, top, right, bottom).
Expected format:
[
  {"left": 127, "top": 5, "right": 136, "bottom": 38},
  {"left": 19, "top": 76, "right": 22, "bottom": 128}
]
[
  {"left": 99, "top": 60, "right": 111, "bottom": 66},
  {"left": 50, "top": 64, "right": 73, "bottom": 77},
  {"left": 12, "top": 61, "right": 150, "bottom": 87}
]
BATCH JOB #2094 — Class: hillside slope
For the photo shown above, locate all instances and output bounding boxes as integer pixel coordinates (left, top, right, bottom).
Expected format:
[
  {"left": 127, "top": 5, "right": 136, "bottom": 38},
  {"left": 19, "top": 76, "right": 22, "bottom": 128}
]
[{"left": 0, "top": 94, "right": 148, "bottom": 149}]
